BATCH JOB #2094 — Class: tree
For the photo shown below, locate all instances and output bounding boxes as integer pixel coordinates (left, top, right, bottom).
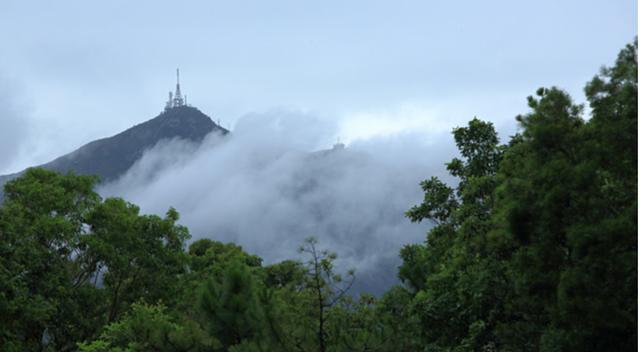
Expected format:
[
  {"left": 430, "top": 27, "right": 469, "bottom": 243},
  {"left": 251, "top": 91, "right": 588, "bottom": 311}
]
[
  {"left": 84, "top": 198, "right": 190, "bottom": 323},
  {"left": 494, "top": 40, "right": 637, "bottom": 351},
  {"left": 77, "top": 303, "right": 212, "bottom": 352},
  {"left": 399, "top": 118, "right": 507, "bottom": 350},
  {"left": 0, "top": 39, "right": 635, "bottom": 352},
  {"left": 399, "top": 40, "right": 637, "bottom": 351},
  {"left": 199, "top": 261, "right": 265, "bottom": 351},
  {"left": 297, "top": 237, "right": 355, "bottom": 352},
  {"left": 255, "top": 238, "right": 359, "bottom": 352},
  {"left": 263, "top": 259, "right": 305, "bottom": 290},
  {"left": 0, "top": 168, "right": 103, "bottom": 351},
  {"left": 374, "top": 286, "right": 421, "bottom": 351},
  {"left": 0, "top": 168, "right": 191, "bottom": 350},
  {"left": 174, "top": 239, "right": 263, "bottom": 327}
]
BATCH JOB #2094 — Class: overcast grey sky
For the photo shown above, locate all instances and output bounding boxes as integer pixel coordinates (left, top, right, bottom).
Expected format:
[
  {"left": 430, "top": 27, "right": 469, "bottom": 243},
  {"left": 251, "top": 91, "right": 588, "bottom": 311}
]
[{"left": 0, "top": 0, "right": 636, "bottom": 174}]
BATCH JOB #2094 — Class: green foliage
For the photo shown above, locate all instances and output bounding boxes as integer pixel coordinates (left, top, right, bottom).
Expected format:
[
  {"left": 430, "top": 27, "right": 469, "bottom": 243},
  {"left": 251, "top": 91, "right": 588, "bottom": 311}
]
[
  {"left": 406, "top": 177, "right": 458, "bottom": 224},
  {"left": 85, "top": 198, "right": 190, "bottom": 322},
  {"left": 77, "top": 303, "right": 212, "bottom": 352},
  {"left": 399, "top": 39, "right": 637, "bottom": 351},
  {"left": 174, "top": 239, "right": 263, "bottom": 324},
  {"left": 0, "top": 40, "right": 635, "bottom": 352},
  {"left": 398, "top": 117, "right": 507, "bottom": 350},
  {"left": 375, "top": 286, "right": 422, "bottom": 351},
  {"left": 493, "top": 40, "right": 637, "bottom": 351},
  {"left": 297, "top": 236, "right": 355, "bottom": 352},
  {"left": 0, "top": 168, "right": 102, "bottom": 351},
  {"left": 0, "top": 168, "right": 191, "bottom": 350},
  {"left": 199, "top": 261, "right": 265, "bottom": 350},
  {"left": 188, "top": 239, "right": 262, "bottom": 274},
  {"left": 263, "top": 259, "right": 305, "bottom": 289}
]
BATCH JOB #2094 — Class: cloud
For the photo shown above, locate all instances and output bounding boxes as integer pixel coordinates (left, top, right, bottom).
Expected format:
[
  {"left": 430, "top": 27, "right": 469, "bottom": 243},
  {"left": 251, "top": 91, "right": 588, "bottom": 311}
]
[
  {"left": 338, "top": 103, "right": 460, "bottom": 142},
  {"left": 100, "top": 109, "right": 458, "bottom": 294},
  {"left": 0, "top": 77, "right": 30, "bottom": 174}
]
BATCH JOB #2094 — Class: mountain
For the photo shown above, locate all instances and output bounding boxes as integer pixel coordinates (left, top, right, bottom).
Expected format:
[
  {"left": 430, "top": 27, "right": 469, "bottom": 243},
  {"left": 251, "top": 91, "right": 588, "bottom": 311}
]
[{"left": 0, "top": 106, "right": 227, "bottom": 198}]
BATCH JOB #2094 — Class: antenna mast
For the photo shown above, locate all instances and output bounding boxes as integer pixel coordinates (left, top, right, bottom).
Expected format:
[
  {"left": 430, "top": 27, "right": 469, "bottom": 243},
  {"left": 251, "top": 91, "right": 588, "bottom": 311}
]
[
  {"left": 173, "top": 68, "right": 184, "bottom": 107},
  {"left": 164, "top": 68, "right": 186, "bottom": 111}
]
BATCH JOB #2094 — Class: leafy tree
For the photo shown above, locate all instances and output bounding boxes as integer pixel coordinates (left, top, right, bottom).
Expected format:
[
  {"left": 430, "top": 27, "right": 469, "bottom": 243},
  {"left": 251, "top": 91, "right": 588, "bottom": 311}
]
[
  {"left": 174, "top": 239, "right": 263, "bottom": 327},
  {"left": 374, "top": 286, "right": 421, "bottom": 351},
  {"left": 494, "top": 40, "right": 637, "bottom": 351},
  {"left": 400, "top": 118, "right": 507, "bottom": 350},
  {"left": 0, "top": 39, "right": 635, "bottom": 352},
  {"left": 0, "top": 169, "right": 191, "bottom": 350},
  {"left": 263, "top": 259, "right": 306, "bottom": 290},
  {"left": 188, "top": 239, "right": 262, "bottom": 275},
  {"left": 326, "top": 294, "right": 396, "bottom": 352},
  {"left": 0, "top": 168, "right": 103, "bottom": 351},
  {"left": 400, "top": 39, "right": 637, "bottom": 351},
  {"left": 84, "top": 198, "right": 190, "bottom": 323},
  {"left": 199, "top": 261, "right": 265, "bottom": 351},
  {"left": 77, "top": 303, "right": 212, "bottom": 352}
]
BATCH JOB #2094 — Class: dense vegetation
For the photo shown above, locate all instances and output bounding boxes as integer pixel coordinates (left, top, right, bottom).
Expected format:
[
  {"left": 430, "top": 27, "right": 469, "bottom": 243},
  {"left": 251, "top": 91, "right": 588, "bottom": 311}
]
[{"left": 0, "top": 41, "right": 636, "bottom": 351}]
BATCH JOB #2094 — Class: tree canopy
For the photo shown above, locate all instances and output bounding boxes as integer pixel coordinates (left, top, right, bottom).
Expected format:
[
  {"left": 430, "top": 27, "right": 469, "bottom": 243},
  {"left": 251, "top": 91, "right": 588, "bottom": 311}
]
[{"left": 0, "top": 40, "right": 636, "bottom": 352}]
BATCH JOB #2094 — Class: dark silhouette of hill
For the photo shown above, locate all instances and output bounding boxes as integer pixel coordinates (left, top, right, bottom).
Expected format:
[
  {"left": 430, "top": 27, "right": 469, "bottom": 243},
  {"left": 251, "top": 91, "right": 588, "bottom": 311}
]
[{"left": 0, "top": 106, "right": 227, "bottom": 197}]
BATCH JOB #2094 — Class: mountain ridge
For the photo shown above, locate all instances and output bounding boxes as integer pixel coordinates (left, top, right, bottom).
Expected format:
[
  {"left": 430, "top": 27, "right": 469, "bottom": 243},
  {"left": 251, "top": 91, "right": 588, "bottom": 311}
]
[{"left": 0, "top": 106, "right": 227, "bottom": 198}]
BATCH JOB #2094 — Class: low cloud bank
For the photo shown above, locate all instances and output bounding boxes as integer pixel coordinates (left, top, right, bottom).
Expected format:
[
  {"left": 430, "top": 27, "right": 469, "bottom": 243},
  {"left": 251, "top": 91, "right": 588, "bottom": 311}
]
[{"left": 100, "top": 110, "right": 458, "bottom": 294}]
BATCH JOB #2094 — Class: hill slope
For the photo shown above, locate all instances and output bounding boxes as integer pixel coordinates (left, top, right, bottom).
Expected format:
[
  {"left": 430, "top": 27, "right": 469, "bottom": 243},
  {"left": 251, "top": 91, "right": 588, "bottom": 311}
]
[{"left": 0, "top": 106, "right": 227, "bottom": 195}]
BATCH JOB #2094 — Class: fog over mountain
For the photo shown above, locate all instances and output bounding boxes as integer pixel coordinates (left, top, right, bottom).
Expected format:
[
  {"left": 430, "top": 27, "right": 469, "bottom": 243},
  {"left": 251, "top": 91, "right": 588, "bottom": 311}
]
[
  {"left": 0, "top": 80, "right": 29, "bottom": 172},
  {"left": 0, "top": 92, "right": 473, "bottom": 294},
  {"left": 100, "top": 109, "right": 458, "bottom": 294},
  {"left": 0, "top": 105, "right": 225, "bottom": 199}
]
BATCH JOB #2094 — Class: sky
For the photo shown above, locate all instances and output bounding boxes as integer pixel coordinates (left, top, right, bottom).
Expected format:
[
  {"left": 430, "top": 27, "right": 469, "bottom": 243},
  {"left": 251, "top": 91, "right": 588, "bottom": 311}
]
[
  {"left": 0, "top": 0, "right": 636, "bottom": 293},
  {"left": 0, "top": 0, "right": 636, "bottom": 174}
]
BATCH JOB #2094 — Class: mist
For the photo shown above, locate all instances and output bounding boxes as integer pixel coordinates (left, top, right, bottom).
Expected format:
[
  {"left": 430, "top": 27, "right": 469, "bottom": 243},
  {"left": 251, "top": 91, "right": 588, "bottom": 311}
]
[
  {"left": 0, "top": 80, "right": 30, "bottom": 174},
  {"left": 100, "top": 109, "right": 458, "bottom": 294}
]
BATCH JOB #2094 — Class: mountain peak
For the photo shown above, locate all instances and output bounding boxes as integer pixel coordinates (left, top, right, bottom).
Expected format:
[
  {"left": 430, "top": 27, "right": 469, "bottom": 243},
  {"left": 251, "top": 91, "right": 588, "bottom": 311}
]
[
  {"left": 45, "top": 106, "right": 227, "bottom": 183},
  {"left": 0, "top": 70, "right": 227, "bottom": 199},
  {"left": 0, "top": 106, "right": 227, "bottom": 192}
]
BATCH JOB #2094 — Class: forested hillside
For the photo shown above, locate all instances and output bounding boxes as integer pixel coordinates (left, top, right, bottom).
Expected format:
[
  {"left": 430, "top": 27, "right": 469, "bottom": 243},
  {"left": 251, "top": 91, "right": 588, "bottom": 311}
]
[{"left": 0, "top": 41, "right": 636, "bottom": 352}]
